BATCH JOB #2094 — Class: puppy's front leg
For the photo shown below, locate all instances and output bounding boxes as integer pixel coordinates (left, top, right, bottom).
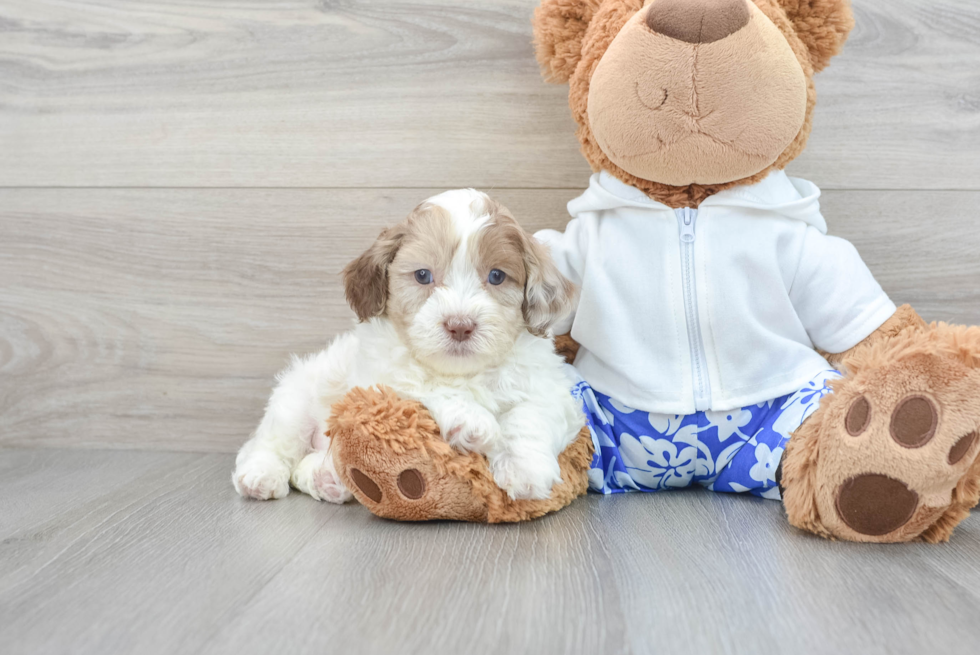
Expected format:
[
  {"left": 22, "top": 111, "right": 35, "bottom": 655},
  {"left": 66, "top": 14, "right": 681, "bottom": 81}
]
[
  {"left": 234, "top": 355, "right": 321, "bottom": 500},
  {"left": 234, "top": 334, "right": 357, "bottom": 500},
  {"left": 489, "top": 401, "right": 572, "bottom": 500},
  {"left": 421, "top": 393, "right": 501, "bottom": 454}
]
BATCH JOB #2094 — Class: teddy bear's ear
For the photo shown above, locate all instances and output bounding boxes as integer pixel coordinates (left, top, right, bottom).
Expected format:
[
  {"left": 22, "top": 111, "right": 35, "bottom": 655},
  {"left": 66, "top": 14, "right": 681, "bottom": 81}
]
[
  {"left": 533, "top": 0, "right": 600, "bottom": 83},
  {"left": 776, "top": 0, "right": 855, "bottom": 72}
]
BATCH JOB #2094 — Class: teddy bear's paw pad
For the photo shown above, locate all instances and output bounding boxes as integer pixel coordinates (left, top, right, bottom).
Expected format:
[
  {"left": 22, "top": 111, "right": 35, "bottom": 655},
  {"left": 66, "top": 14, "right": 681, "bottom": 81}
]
[
  {"left": 845, "top": 394, "right": 941, "bottom": 447},
  {"left": 835, "top": 473, "right": 918, "bottom": 536},
  {"left": 396, "top": 468, "right": 426, "bottom": 500},
  {"left": 889, "top": 396, "right": 938, "bottom": 447},
  {"left": 949, "top": 431, "right": 978, "bottom": 465},
  {"left": 349, "top": 468, "right": 384, "bottom": 503},
  {"left": 844, "top": 395, "right": 872, "bottom": 435},
  {"left": 840, "top": 390, "right": 980, "bottom": 467},
  {"left": 348, "top": 466, "right": 428, "bottom": 504}
]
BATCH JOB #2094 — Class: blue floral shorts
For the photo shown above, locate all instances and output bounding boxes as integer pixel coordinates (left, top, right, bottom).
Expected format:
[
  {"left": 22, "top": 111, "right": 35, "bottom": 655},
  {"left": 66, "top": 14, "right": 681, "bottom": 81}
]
[{"left": 568, "top": 367, "right": 841, "bottom": 500}]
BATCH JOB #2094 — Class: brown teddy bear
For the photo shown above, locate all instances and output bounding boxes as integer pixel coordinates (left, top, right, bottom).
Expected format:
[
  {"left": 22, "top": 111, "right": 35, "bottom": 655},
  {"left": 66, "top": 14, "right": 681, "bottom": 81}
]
[{"left": 329, "top": 0, "right": 980, "bottom": 542}]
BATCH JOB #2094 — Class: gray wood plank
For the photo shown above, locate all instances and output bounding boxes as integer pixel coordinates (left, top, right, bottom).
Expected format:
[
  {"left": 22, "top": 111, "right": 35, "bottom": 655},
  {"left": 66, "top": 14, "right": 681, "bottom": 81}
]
[
  {"left": 1, "top": 0, "right": 978, "bottom": 190},
  {"left": 2, "top": 188, "right": 978, "bottom": 452},
  {"left": 0, "top": 448, "right": 205, "bottom": 539},
  {"left": 596, "top": 492, "right": 980, "bottom": 654},
  {"left": 0, "top": 448, "right": 344, "bottom": 655},
  {"left": 0, "top": 448, "right": 977, "bottom": 655},
  {"left": 820, "top": 190, "right": 980, "bottom": 325}
]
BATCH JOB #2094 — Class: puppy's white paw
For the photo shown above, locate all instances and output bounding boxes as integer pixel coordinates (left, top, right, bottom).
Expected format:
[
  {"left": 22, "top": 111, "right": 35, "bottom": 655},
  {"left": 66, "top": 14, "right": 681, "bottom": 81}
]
[
  {"left": 233, "top": 454, "right": 290, "bottom": 500},
  {"left": 436, "top": 406, "right": 501, "bottom": 453},
  {"left": 491, "top": 452, "right": 561, "bottom": 500},
  {"left": 290, "top": 451, "right": 353, "bottom": 503},
  {"left": 312, "top": 462, "right": 354, "bottom": 504}
]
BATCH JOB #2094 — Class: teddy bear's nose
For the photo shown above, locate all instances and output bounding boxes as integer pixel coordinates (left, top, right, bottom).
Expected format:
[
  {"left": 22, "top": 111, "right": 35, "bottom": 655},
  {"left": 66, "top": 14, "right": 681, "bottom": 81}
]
[{"left": 645, "top": 0, "right": 750, "bottom": 44}]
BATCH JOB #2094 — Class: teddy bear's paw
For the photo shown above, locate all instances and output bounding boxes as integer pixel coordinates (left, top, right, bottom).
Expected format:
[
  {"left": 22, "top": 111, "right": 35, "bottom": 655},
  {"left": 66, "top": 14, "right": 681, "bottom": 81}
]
[
  {"left": 233, "top": 453, "right": 291, "bottom": 500},
  {"left": 811, "top": 335, "right": 980, "bottom": 542},
  {"left": 328, "top": 386, "right": 493, "bottom": 521}
]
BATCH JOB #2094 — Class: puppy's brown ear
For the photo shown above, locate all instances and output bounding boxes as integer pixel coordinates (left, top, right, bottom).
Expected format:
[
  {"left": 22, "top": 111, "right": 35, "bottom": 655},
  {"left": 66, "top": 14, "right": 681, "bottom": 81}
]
[
  {"left": 776, "top": 0, "right": 854, "bottom": 72},
  {"left": 343, "top": 225, "right": 406, "bottom": 321},
  {"left": 522, "top": 235, "right": 577, "bottom": 337},
  {"left": 533, "top": 0, "right": 600, "bottom": 83}
]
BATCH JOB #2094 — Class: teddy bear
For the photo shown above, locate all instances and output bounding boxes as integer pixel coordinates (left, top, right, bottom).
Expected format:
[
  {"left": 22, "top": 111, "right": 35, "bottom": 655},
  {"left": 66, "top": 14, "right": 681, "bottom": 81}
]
[{"left": 327, "top": 0, "right": 980, "bottom": 542}]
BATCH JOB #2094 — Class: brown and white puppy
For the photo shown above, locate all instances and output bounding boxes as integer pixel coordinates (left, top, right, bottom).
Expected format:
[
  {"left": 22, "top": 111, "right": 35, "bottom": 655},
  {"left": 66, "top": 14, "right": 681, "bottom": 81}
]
[{"left": 233, "top": 189, "right": 585, "bottom": 504}]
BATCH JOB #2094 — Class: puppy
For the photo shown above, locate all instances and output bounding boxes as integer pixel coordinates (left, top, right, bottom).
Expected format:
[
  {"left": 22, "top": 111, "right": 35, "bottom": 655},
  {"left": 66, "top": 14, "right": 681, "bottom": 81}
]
[{"left": 233, "top": 189, "right": 584, "bottom": 503}]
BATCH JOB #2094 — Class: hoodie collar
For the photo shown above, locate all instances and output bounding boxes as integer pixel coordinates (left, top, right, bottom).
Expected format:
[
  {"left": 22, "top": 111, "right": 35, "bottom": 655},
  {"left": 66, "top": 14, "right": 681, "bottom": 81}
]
[{"left": 568, "top": 170, "right": 827, "bottom": 234}]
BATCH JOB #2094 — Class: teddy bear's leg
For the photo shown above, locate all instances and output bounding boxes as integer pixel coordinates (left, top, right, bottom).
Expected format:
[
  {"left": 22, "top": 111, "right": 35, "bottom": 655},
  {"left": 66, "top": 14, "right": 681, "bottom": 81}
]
[
  {"left": 326, "top": 386, "right": 593, "bottom": 523},
  {"left": 332, "top": 406, "right": 492, "bottom": 522},
  {"left": 781, "top": 323, "right": 980, "bottom": 542},
  {"left": 325, "top": 386, "right": 496, "bottom": 521}
]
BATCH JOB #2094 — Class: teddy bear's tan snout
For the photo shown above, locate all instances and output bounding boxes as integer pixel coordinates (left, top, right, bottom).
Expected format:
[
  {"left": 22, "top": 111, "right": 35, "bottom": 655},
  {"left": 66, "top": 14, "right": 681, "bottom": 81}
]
[
  {"left": 586, "top": 0, "right": 809, "bottom": 187},
  {"left": 645, "top": 0, "right": 750, "bottom": 45}
]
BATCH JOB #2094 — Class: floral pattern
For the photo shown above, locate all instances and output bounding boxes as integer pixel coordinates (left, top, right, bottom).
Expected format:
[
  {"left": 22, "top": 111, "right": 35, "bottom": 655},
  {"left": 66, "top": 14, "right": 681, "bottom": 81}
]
[{"left": 570, "top": 369, "right": 840, "bottom": 499}]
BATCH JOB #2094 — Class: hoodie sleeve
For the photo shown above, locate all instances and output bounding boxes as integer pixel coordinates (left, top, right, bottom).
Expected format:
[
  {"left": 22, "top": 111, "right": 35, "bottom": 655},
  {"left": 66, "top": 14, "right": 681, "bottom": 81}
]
[
  {"left": 535, "top": 218, "right": 588, "bottom": 336},
  {"left": 789, "top": 226, "right": 897, "bottom": 354}
]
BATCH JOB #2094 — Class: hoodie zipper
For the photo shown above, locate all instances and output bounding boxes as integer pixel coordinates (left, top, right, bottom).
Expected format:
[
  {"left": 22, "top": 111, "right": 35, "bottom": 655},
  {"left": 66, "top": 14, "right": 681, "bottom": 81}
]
[{"left": 676, "top": 208, "right": 712, "bottom": 412}]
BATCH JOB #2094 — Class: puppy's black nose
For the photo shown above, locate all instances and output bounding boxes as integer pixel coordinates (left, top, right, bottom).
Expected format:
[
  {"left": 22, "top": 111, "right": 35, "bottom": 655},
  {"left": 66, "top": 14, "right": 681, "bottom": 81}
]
[
  {"left": 646, "top": 0, "right": 750, "bottom": 44},
  {"left": 444, "top": 318, "right": 476, "bottom": 342}
]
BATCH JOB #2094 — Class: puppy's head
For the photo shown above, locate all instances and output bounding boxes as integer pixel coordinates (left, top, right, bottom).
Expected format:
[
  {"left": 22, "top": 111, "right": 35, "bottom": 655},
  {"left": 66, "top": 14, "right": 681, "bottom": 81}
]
[{"left": 344, "top": 190, "right": 575, "bottom": 375}]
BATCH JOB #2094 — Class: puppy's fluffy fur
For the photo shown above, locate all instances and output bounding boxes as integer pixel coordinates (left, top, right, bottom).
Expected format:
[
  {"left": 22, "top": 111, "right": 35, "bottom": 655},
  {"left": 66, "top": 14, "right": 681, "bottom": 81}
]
[{"left": 233, "top": 189, "right": 584, "bottom": 503}]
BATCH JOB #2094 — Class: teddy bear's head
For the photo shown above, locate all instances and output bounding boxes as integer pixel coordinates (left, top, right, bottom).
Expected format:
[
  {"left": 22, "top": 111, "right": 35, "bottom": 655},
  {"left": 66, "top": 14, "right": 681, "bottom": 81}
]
[{"left": 533, "top": 0, "right": 853, "bottom": 207}]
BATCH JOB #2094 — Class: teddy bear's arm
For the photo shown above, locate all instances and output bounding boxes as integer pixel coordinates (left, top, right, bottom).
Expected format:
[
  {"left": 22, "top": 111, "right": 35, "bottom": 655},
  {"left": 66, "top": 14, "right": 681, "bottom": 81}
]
[
  {"left": 819, "top": 304, "right": 926, "bottom": 368},
  {"left": 535, "top": 220, "right": 586, "bottom": 336},
  {"left": 554, "top": 333, "right": 581, "bottom": 364}
]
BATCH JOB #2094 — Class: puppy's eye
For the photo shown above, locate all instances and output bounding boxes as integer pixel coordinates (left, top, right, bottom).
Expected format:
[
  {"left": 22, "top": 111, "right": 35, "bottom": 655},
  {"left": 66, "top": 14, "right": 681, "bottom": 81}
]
[
  {"left": 414, "top": 269, "right": 433, "bottom": 285},
  {"left": 488, "top": 269, "right": 506, "bottom": 286}
]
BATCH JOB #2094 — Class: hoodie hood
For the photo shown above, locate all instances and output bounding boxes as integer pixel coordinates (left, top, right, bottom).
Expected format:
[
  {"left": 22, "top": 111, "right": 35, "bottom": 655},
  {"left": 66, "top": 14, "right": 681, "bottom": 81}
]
[{"left": 568, "top": 170, "right": 827, "bottom": 234}]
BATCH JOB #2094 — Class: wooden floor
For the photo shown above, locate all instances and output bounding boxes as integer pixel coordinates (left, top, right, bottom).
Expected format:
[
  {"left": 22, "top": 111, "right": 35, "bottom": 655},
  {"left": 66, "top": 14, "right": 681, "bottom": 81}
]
[
  {"left": 1, "top": 448, "right": 978, "bottom": 655},
  {"left": 2, "top": 0, "right": 980, "bottom": 653}
]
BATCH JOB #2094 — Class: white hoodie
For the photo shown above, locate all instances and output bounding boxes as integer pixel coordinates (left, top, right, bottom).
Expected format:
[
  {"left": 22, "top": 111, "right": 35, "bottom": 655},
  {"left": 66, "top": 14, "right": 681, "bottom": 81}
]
[{"left": 535, "top": 170, "right": 896, "bottom": 415}]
